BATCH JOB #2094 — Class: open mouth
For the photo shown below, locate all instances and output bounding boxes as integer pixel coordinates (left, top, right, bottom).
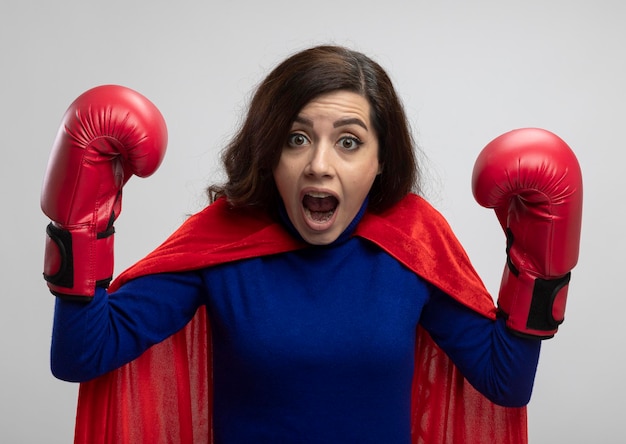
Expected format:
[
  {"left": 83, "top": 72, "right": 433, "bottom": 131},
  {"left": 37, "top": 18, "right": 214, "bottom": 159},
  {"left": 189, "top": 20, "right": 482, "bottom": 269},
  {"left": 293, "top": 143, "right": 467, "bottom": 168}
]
[{"left": 302, "top": 192, "right": 338, "bottom": 223}]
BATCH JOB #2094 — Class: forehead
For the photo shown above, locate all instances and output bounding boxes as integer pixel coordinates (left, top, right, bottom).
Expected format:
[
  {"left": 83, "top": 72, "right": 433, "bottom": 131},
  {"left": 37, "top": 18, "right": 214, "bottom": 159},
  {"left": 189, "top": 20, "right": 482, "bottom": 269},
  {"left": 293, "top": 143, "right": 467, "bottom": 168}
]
[{"left": 297, "top": 91, "right": 371, "bottom": 123}]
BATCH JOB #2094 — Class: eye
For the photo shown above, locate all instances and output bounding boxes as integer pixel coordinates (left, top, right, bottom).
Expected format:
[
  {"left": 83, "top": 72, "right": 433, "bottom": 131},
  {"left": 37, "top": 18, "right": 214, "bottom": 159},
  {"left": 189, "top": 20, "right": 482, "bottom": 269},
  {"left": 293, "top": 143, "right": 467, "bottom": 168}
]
[
  {"left": 287, "top": 133, "right": 310, "bottom": 147},
  {"left": 338, "top": 136, "right": 363, "bottom": 151}
]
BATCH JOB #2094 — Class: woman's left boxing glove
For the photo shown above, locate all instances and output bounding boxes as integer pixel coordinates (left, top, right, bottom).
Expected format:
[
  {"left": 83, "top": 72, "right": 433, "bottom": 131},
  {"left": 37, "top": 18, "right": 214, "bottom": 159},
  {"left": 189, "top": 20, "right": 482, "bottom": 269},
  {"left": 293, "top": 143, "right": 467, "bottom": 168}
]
[{"left": 472, "top": 128, "right": 583, "bottom": 338}]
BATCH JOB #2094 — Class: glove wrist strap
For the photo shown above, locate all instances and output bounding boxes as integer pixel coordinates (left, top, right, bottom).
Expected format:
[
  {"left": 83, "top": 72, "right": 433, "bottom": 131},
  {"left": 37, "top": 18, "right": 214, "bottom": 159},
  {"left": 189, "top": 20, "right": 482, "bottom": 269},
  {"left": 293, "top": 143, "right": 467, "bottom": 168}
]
[
  {"left": 497, "top": 267, "right": 570, "bottom": 339},
  {"left": 43, "top": 222, "right": 114, "bottom": 298}
]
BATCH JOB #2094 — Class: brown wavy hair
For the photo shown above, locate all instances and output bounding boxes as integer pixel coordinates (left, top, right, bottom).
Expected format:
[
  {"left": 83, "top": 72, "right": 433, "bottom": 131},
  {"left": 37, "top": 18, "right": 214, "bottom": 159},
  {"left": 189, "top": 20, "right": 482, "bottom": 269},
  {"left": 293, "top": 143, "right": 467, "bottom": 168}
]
[{"left": 208, "top": 45, "right": 421, "bottom": 214}]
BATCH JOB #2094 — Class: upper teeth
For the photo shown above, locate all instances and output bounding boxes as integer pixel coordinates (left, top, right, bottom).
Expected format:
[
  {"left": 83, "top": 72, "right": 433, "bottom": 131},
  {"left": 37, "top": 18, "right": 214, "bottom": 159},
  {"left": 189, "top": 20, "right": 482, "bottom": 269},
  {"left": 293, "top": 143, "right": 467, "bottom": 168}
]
[{"left": 306, "top": 192, "right": 332, "bottom": 198}]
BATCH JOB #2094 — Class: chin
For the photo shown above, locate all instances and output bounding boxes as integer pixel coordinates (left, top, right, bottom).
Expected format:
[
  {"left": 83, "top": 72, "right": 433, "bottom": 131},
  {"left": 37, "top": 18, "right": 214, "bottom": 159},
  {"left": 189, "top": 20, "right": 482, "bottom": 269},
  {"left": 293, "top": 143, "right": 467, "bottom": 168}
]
[{"left": 299, "top": 228, "right": 342, "bottom": 246}]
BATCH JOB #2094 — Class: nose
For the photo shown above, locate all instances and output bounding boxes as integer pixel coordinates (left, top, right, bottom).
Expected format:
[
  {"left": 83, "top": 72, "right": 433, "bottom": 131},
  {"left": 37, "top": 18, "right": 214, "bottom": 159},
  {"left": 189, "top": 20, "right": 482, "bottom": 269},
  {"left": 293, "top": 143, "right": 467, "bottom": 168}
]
[{"left": 305, "top": 143, "right": 334, "bottom": 178}]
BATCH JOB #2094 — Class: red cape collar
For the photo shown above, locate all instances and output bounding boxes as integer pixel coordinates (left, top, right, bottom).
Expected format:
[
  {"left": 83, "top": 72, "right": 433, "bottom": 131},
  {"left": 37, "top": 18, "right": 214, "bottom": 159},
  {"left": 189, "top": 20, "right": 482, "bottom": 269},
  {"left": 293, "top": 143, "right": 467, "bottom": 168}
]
[{"left": 112, "top": 194, "right": 496, "bottom": 320}]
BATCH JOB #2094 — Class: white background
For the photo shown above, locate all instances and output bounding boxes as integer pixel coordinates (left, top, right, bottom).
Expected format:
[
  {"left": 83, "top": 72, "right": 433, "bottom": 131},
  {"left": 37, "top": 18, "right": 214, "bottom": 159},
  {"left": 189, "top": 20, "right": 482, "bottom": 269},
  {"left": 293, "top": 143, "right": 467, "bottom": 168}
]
[{"left": 1, "top": 1, "right": 623, "bottom": 442}]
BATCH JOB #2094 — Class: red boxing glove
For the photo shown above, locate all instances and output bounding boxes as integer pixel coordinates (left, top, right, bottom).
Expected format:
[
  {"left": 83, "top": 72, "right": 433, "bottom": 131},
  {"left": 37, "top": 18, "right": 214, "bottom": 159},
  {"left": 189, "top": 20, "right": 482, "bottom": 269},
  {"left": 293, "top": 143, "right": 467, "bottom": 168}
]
[
  {"left": 41, "top": 85, "right": 167, "bottom": 298},
  {"left": 472, "top": 128, "right": 583, "bottom": 338}
]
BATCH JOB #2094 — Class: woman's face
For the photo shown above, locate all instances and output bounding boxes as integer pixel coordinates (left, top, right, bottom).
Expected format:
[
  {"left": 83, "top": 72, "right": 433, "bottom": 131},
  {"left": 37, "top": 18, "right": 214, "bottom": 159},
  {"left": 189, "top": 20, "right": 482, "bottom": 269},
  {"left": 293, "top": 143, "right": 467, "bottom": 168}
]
[{"left": 273, "top": 90, "right": 380, "bottom": 245}]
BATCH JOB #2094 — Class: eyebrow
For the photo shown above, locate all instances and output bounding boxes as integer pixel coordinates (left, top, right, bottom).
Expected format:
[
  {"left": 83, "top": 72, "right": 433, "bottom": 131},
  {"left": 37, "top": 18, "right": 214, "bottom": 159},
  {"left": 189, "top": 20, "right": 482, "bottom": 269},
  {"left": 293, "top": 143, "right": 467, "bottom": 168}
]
[
  {"left": 334, "top": 118, "right": 368, "bottom": 130},
  {"left": 293, "top": 116, "right": 369, "bottom": 131}
]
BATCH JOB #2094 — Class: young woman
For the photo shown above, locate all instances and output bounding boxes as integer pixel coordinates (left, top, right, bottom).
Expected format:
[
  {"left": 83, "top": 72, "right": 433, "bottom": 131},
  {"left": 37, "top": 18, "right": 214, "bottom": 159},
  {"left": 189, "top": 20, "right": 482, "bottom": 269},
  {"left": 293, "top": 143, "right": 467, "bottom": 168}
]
[{"left": 42, "top": 45, "right": 582, "bottom": 443}]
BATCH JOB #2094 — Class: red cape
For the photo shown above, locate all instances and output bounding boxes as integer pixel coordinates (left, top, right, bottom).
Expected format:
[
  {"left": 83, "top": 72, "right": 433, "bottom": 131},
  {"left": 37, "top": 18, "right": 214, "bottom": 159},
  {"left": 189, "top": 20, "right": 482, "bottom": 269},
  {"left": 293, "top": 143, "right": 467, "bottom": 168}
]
[{"left": 73, "top": 194, "right": 527, "bottom": 443}]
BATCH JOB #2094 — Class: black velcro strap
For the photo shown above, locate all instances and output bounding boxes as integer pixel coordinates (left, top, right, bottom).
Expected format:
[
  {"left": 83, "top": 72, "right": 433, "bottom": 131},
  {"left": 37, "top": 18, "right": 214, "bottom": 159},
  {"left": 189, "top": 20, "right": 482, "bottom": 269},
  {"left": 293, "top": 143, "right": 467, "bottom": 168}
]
[
  {"left": 43, "top": 223, "right": 74, "bottom": 288},
  {"left": 96, "top": 210, "right": 116, "bottom": 239},
  {"left": 527, "top": 273, "right": 571, "bottom": 331}
]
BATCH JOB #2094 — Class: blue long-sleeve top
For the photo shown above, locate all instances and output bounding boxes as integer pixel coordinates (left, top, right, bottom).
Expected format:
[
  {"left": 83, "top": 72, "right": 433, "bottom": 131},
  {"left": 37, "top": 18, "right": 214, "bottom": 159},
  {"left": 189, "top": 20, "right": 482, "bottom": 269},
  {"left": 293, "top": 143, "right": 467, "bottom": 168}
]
[{"left": 51, "top": 203, "right": 541, "bottom": 443}]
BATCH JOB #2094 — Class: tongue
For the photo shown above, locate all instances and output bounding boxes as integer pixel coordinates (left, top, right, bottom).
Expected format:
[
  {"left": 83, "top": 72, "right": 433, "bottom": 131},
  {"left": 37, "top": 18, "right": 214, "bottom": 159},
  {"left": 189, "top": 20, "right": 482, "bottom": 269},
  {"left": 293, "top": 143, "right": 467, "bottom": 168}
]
[{"left": 303, "top": 195, "right": 337, "bottom": 212}]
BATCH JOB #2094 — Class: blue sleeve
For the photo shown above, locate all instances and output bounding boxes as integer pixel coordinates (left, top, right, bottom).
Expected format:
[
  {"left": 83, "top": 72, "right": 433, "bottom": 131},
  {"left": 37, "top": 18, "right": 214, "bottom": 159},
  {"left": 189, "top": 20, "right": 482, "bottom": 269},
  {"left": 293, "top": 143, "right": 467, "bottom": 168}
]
[
  {"left": 420, "top": 287, "right": 542, "bottom": 407},
  {"left": 50, "top": 272, "right": 206, "bottom": 382}
]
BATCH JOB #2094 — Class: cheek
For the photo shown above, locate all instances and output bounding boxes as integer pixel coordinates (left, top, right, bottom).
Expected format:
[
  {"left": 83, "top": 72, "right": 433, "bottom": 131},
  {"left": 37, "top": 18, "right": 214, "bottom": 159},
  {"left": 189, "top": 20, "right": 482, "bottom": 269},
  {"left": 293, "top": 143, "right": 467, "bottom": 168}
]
[{"left": 351, "top": 161, "right": 380, "bottom": 194}]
